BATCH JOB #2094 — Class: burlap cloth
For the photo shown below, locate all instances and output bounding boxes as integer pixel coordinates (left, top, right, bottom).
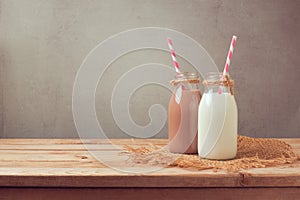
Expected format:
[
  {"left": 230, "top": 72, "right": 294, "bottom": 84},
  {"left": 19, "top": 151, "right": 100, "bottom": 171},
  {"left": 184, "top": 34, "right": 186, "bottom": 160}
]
[{"left": 123, "top": 135, "right": 299, "bottom": 172}]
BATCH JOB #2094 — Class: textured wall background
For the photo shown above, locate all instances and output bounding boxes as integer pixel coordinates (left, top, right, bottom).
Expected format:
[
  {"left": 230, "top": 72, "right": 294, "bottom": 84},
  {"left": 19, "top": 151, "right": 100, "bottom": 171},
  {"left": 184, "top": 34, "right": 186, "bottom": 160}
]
[{"left": 0, "top": 0, "right": 299, "bottom": 138}]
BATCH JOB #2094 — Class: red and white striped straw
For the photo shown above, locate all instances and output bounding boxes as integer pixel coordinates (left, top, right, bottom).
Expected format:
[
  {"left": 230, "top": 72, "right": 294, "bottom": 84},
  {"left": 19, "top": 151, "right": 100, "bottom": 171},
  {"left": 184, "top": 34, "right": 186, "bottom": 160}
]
[
  {"left": 223, "top": 35, "right": 237, "bottom": 76},
  {"left": 167, "top": 38, "right": 181, "bottom": 74},
  {"left": 218, "top": 35, "right": 237, "bottom": 94}
]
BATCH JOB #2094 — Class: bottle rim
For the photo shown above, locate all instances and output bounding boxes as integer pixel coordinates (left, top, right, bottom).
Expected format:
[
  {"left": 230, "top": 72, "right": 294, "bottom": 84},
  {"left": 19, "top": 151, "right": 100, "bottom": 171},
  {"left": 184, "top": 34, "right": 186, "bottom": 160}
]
[{"left": 175, "top": 72, "right": 199, "bottom": 80}]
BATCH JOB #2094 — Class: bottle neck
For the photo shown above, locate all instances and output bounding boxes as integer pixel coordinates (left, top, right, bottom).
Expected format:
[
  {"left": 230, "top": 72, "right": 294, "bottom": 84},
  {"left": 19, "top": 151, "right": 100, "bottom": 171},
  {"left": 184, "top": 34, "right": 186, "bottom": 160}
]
[
  {"left": 171, "top": 72, "right": 200, "bottom": 91},
  {"left": 203, "top": 72, "right": 234, "bottom": 94}
]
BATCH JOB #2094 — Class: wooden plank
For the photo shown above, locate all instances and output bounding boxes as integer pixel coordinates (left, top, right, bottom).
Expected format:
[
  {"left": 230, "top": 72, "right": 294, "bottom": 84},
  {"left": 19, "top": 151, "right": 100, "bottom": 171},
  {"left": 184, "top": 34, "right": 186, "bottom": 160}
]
[
  {"left": 0, "top": 150, "right": 124, "bottom": 162},
  {"left": 0, "top": 164, "right": 299, "bottom": 187},
  {"left": 0, "top": 143, "right": 165, "bottom": 150},
  {"left": 1, "top": 138, "right": 297, "bottom": 150},
  {"left": 0, "top": 187, "right": 299, "bottom": 200},
  {"left": 0, "top": 167, "right": 241, "bottom": 176},
  {"left": 0, "top": 161, "right": 107, "bottom": 168},
  {"left": 0, "top": 138, "right": 299, "bottom": 189},
  {"left": 0, "top": 168, "right": 241, "bottom": 187},
  {"left": 240, "top": 167, "right": 300, "bottom": 187},
  {"left": 0, "top": 138, "right": 168, "bottom": 145},
  {"left": 0, "top": 144, "right": 113, "bottom": 150},
  {"left": 0, "top": 138, "right": 298, "bottom": 144}
]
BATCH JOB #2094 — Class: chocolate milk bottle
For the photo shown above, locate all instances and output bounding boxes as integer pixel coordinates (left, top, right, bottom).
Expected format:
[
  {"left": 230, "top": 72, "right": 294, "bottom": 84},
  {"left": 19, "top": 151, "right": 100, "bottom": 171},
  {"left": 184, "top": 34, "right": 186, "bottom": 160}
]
[{"left": 168, "top": 72, "right": 201, "bottom": 154}]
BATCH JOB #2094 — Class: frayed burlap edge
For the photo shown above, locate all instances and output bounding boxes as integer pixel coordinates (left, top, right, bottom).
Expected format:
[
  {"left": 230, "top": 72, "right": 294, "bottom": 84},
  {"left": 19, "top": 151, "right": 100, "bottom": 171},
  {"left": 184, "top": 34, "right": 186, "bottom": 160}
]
[{"left": 122, "top": 135, "right": 299, "bottom": 172}]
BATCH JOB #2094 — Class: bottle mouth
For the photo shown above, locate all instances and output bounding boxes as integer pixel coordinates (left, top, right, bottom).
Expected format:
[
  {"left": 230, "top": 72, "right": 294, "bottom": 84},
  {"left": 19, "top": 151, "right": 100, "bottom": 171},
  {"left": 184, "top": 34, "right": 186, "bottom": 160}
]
[
  {"left": 170, "top": 72, "right": 200, "bottom": 86},
  {"left": 175, "top": 72, "right": 199, "bottom": 80}
]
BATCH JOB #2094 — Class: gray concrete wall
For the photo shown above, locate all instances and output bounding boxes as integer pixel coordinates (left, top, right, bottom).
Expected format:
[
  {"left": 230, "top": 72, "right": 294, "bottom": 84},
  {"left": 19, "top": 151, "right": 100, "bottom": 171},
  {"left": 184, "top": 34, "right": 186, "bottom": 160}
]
[{"left": 0, "top": 0, "right": 299, "bottom": 138}]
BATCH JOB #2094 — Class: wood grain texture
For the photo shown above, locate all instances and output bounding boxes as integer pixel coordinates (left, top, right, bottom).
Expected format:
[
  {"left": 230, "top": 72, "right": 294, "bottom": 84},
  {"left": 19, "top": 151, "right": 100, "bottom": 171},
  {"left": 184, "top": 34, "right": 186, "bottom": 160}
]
[
  {"left": 0, "top": 139, "right": 299, "bottom": 188},
  {"left": 0, "top": 188, "right": 299, "bottom": 200}
]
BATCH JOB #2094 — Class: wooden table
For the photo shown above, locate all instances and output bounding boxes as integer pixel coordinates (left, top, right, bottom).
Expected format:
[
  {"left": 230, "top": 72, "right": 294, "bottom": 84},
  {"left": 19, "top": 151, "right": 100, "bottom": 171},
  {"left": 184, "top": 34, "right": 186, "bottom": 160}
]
[{"left": 0, "top": 138, "right": 299, "bottom": 200}]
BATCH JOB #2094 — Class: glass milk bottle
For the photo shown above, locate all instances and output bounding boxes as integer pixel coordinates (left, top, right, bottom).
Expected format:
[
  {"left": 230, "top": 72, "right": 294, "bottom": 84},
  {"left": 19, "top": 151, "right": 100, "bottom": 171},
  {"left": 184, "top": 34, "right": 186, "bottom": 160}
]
[
  {"left": 198, "top": 72, "right": 237, "bottom": 160},
  {"left": 168, "top": 72, "right": 201, "bottom": 154}
]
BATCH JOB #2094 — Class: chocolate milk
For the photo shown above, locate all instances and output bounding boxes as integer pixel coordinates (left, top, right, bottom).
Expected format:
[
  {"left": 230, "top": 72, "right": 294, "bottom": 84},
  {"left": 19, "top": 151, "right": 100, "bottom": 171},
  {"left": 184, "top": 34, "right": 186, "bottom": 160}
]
[{"left": 168, "top": 89, "right": 201, "bottom": 154}]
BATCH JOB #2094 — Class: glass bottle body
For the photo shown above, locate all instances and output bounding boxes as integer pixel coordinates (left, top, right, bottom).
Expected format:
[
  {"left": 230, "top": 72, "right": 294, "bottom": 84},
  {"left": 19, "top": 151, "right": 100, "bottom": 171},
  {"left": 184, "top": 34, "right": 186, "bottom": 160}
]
[
  {"left": 198, "top": 72, "right": 237, "bottom": 160},
  {"left": 168, "top": 72, "right": 201, "bottom": 154}
]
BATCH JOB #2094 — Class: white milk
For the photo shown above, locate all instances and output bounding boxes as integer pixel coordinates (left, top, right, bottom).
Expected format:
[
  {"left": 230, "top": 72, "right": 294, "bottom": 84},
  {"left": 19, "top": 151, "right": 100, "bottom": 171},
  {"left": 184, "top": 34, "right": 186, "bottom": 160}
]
[{"left": 198, "top": 92, "right": 237, "bottom": 160}]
